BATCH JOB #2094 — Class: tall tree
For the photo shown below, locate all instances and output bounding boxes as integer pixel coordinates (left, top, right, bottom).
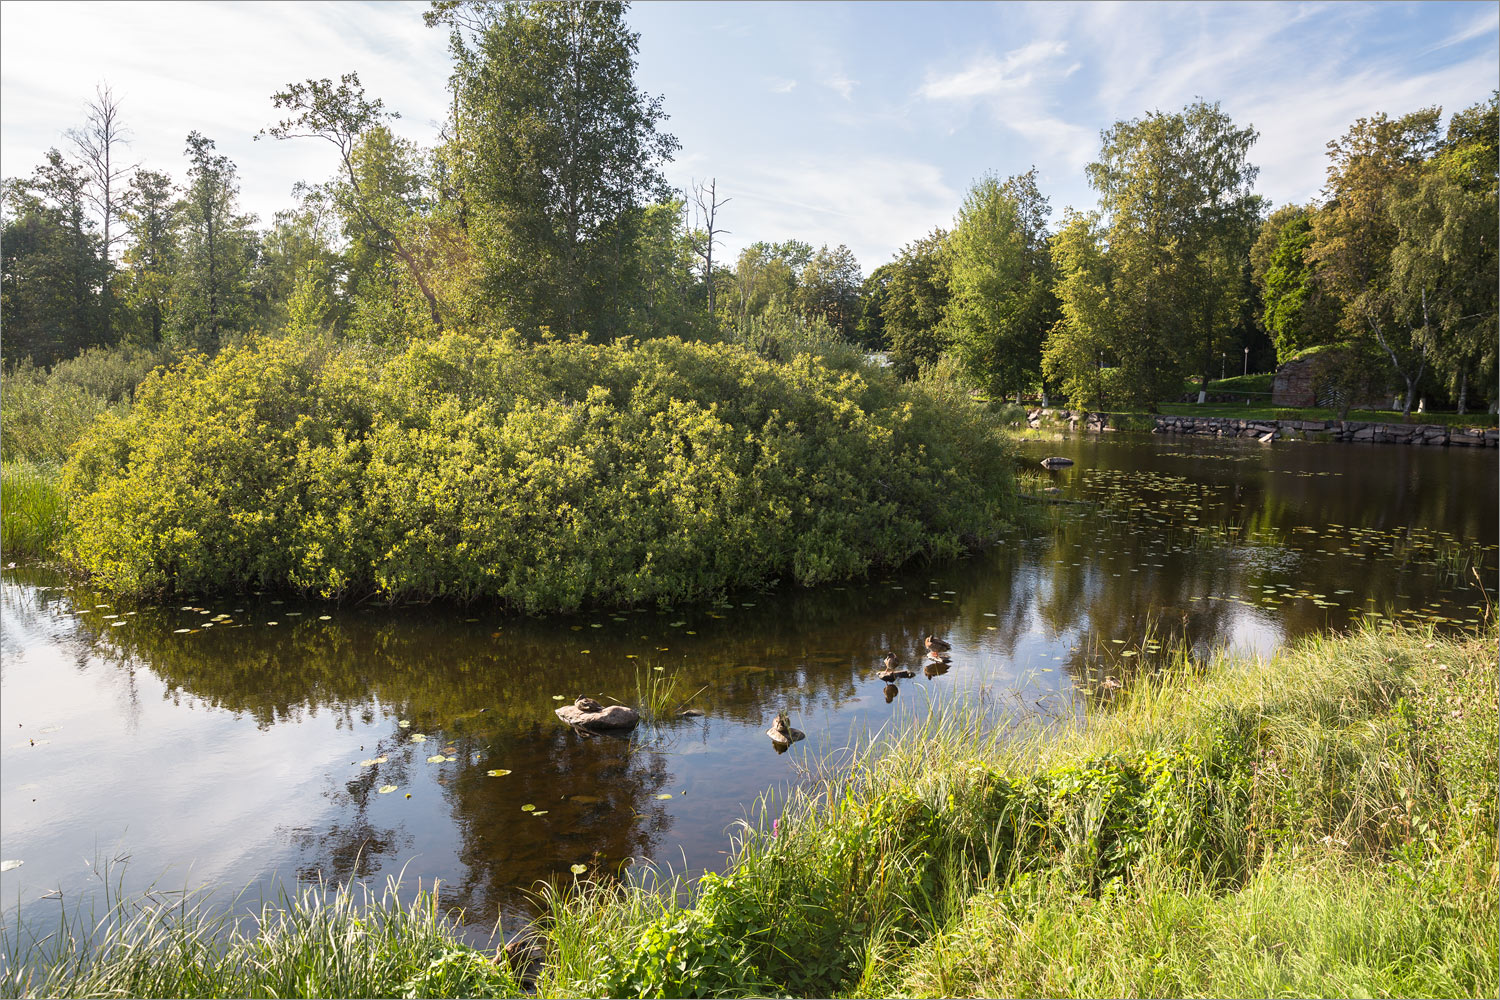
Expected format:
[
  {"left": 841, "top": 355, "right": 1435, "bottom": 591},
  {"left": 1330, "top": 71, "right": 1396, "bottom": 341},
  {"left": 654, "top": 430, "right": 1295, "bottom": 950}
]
[
  {"left": 1387, "top": 95, "right": 1498, "bottom": 413},
  {"left": 263, "top": 73, "right": 444, "bottom": 330},
  {"left": 0, "top": 151, "right": 106, "bottom": 365},
  {"left": 688, "top": 177, "right": 730, "bottom": 321},
  {"left": 119, "top": 167, "right": 179, "bottom": 346},
  {"left": 796, "top": 243, "right": 862, "bottom": 340},
  {"left": 441, "top": 0, "right": 679, "bottom": 338},
  {"left": 1309, "top": 108, "right": 1443, "bottom": 417},
  {"left": 881, "top": 228, "right": 951, "bottom": 380},
  {"left": 1251, "top": 204, "right": 1342, "bottom": 362},
  {"left": 943, "top": 169, "right": 1058, "bottom": 401},
  {"left": 67, "top": 84, "right": 134, "bottom": 345},
  {"left": 168, "top": 131, "right": 259, "bottom": 351},
  {"left": 1043, "top": 210, "right": 1114, "bottom": 409}
]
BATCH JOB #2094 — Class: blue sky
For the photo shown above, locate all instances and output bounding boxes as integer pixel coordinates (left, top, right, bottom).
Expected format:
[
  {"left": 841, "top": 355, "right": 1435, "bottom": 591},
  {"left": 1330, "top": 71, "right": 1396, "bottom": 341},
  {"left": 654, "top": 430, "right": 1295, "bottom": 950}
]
[{"left": 2, "top": 1, "right": 1496, "bottom": 271}]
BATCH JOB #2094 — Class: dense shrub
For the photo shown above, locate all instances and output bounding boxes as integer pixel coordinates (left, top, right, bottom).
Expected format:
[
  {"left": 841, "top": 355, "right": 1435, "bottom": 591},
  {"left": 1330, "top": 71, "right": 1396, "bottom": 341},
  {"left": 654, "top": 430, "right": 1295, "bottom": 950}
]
[
  {"left": 64, "top": 331, "right": 1018, "bottom": 608},
  {"left": 1, "top": 345, "right": 168, "bottom": 464}
]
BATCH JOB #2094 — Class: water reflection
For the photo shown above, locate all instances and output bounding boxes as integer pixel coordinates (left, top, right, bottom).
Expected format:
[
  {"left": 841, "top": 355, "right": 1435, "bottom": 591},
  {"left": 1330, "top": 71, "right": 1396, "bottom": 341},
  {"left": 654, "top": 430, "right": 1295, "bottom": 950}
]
[{"left": 1, "top": 435, "right": 1493, "bottom": 934}]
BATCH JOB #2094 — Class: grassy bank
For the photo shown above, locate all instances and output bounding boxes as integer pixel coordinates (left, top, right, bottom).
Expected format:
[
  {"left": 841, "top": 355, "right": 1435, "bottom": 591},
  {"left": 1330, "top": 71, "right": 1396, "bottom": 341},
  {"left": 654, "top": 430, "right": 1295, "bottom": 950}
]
[
  {"left": 5, "top": 624, "right": 1493, "bottom": 998},
  {"left": 1149, "top": 401, "right": 1498, "bottom": 428},
  {"left": 0, "top": 461, "right": 68, "bottom": 559}
]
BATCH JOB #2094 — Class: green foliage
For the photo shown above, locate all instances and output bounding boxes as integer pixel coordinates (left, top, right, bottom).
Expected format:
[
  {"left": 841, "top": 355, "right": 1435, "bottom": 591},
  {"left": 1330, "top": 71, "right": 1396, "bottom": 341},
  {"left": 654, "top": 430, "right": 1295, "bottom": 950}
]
[
  {"left": 446, "top": 0, "right": 679, "bottom": 339},
  {"left": 64, "top": 332, "right": 1018, "bottom": 607},
  {"left": 1254, "top": 206, "right": 1342, "bottom": 362},
  {"left": 1, "top": 460, "right": 69, "bottom": 558},
  {"left": 882, "top": 228, "right": 951, "bottom": 381},
  {"left": 167, "top": 132, "right": 260, "bottom": 352},
  {"left": 943, "top": 170, "right": 1058, "bottom": 400},
  {"left": 0, "top": 346, "right": 162, "bottom": 464}
]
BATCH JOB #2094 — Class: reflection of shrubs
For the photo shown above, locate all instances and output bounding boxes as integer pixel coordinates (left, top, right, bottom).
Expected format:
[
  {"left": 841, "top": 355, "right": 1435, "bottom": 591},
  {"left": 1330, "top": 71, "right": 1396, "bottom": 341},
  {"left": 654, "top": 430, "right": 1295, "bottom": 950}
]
[{"left": 66, "top": 332, "right": 1018, "bottom": 608}]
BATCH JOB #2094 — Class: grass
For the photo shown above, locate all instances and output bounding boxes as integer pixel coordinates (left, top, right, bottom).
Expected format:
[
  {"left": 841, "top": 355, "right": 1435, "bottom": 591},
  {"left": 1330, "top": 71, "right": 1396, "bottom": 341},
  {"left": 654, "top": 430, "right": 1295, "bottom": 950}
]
[
  {"left": 1149, "top": 401, "right": 1498, "bottom": 428},
  {"left": 1, "top": 872, "right": 516, "bottom": 999},
  {"left": 1, "top": 461, "right": 69, "bottom": 559},
  {"left": 4, "top": 624, "right": 1494, "bottom": 998}
]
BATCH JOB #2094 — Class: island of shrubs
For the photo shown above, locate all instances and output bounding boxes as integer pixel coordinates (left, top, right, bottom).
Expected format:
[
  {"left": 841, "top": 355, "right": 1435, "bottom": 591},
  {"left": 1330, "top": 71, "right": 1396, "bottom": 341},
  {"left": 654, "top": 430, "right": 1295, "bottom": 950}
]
[{"left": 62, "top": 331, "right": 1019, "bottom": 611}]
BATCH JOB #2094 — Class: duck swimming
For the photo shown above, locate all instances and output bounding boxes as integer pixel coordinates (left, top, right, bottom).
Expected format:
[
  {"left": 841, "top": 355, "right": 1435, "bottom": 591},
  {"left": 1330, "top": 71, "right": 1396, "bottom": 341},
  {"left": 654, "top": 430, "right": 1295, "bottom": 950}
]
[{"left": 924, "top": 634, "right": 951, "bottom": 655}]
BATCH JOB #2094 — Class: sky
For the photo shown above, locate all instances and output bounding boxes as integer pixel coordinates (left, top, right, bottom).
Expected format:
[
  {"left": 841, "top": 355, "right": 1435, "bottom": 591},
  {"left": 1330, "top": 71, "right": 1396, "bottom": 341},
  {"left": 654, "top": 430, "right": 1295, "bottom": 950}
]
[{"left": 2, "top": 0, "right": 1496, "bottom": 270}]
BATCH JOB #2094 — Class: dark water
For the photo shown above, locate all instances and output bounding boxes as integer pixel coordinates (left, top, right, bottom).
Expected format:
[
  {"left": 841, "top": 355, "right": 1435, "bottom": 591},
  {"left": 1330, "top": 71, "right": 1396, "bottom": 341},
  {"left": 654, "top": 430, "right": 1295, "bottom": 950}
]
[{"left": 2, "top": 434, "right": 1494, "bottom": 936}]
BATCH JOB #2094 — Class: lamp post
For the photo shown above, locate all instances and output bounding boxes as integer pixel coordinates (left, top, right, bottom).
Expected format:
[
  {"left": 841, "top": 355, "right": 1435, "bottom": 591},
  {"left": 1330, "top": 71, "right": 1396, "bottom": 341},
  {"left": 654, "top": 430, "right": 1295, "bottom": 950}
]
[
  {"left": 1243, "top": 346, "right": 1249, "bottom": 376},
  {"left": 1221, "top": 352, "right": 1226, "bottom": 380}
]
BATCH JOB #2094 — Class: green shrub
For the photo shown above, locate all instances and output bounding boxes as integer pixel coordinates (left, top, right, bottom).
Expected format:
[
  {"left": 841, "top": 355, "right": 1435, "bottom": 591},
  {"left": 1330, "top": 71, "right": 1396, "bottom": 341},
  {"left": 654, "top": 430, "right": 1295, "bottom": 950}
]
[
  {"left": 1, "top": 346, "right": 168, "bottom": 465},
  {"left": 1, "top": 460, "right": 69, "bottom": 558},
  {"left": 64, "top": 331, "right": 1019, "bottom": 608}
]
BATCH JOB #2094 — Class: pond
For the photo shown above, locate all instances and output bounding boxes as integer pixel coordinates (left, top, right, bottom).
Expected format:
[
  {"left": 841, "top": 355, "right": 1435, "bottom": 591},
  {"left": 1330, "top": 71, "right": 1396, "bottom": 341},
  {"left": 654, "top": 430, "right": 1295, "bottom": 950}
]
[{"left": 2, "top": 433, "right": 1494, "bottom": 939}]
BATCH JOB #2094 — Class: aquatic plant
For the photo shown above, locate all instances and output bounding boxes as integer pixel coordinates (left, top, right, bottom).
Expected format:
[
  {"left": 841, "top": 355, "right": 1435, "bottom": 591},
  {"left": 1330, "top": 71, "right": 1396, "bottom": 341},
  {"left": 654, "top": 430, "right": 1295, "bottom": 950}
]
[{"left": 1, "top": 462, "right": 69, "bottom": 558}]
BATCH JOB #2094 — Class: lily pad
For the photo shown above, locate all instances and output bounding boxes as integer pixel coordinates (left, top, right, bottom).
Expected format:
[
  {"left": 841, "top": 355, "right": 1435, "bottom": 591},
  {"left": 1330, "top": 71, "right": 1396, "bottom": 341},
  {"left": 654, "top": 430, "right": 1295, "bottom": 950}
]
[
  {"left": 359, "top": 756, "right": 388, "bottom": 767},
  {"left": 486, "top": 769, "right": 512, "bottom": 777},
  {"left": 426, "top": 754, "right": 448, "bottom": 763},
  {"left": 0, "top": 860, "right": 21, "bottom": 872},
  {"left": 378, "top": 785, "right": 398, "bottom": 794},
  {"left": 397, "top": 720, "right": 411, "bottom": 728},
  {"left": 655, "top": 793, "right": 673, "bottom": 800},
  {"left": 521, "top": 804, "right": 536, "bottom": 812}
]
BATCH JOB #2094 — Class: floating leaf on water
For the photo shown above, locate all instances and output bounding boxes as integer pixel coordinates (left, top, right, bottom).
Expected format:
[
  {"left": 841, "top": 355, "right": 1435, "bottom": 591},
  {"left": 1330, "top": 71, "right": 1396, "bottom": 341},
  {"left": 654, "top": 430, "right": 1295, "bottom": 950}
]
[
  {"left": 580, "top": 650, "right": 590, "bottom": 654},
  {"left": 570, "top": 864, "right": 587, "bottom": 875},
  {"left": 0, "top": 860, "right": 22, "bottom": 872},
  {"left": 1121, "top": 651, "right": 1138, "bottom": 657},
  {"left": 655, "top": 793, "right": 673, "bottom": 800},
  {"left": 378, "top": 785, "right": 398, "bottom": 794},
  {"left": 532, "top": 810, "right": 548, "bottom": 816},
  {"left": 426, "top": 754, "right": 448, "bottom": 763},
  {"left": 552, "top": 695, "right": 566, "bottom": 700},
  {"left": 669, "top": 621, "right": 686, "bottom": 627},
  {"left": 319, "top": 615, "right": 332, "bottom": 620},
  {"left": 265, "top": 622, "right": 279, "bottom": 626},
  {"left": 398, "top": 720, "right": 411, "bottom": 728},
  {"left": 410, "top": 733, "right": 428, "bottom": 742},
  {"left": 359, "top": 756, "right": 388, "bottom": 767},
  {"left": 486, "top": 769, "right": 512, "bottom": 777},
  {"left": 521, "top": 804, "right": 536, "bottom": 812},
  {"left": 174, "top": 628, "right": 191, "bottom": 634}
]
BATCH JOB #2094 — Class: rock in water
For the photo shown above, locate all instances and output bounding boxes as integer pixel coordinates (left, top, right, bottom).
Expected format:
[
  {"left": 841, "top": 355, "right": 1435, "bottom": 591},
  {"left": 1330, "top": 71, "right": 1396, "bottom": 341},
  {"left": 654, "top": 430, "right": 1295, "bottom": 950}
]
[
  {"left": 555, "top": 696, "right": 639, "bottom": 730},
  {"left": 1040, "top": 456, "right": 1074, "bottom": 468},
  {"left": 766, "top": 711, "right": 805, "bottom": 746}
]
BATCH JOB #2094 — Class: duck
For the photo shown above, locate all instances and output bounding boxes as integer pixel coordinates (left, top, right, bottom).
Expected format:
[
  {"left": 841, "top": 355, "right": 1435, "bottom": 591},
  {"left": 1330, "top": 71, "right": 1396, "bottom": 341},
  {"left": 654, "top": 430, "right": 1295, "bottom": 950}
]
[
  {"left": 882, "top": 651, "right": 899, "bottom": 671},
  {"left": 877, "top": 668, "right": 916, "bottom": 683},
  {"left": 924, "top": 634, "right": 952, "bottom": 655}
]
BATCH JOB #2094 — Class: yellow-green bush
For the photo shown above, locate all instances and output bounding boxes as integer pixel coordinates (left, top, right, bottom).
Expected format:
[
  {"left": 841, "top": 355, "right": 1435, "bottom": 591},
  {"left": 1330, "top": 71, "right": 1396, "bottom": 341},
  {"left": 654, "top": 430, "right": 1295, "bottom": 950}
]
[{"left": 64, "top": 332, "right": 1018, "bottom": 609}]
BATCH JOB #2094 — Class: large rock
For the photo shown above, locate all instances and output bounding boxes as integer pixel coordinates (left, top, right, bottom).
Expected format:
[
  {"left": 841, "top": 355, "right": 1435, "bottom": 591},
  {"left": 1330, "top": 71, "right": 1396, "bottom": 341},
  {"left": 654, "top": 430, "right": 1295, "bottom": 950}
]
[
  {"left": 1039, "top": 456, "right": 1075, "bottom": 468},
  {"left": 555, "top": 697, "right": 639, "bottom": 730}
]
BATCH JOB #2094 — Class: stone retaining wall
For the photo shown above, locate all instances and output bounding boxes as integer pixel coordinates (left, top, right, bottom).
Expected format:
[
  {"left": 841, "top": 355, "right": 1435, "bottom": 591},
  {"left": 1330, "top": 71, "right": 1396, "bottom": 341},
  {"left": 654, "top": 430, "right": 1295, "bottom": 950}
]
[{"left": 1024, "top": 408, "right": 1498, "bottom": 448}]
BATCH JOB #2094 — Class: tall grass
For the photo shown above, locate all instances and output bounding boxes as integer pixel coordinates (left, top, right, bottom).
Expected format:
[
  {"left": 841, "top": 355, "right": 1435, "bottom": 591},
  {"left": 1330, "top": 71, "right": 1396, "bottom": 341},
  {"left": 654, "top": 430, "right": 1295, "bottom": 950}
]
[
  {"left": 1, "top": 461, "right": 68, "bottom": 559},
  {"left": 1, "top": 872, "right": 516, "bottom": 1000}
]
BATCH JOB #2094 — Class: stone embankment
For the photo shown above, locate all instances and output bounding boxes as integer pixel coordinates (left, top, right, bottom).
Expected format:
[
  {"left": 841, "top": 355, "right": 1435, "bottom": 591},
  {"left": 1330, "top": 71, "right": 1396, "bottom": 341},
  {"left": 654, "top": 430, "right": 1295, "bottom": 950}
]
[{"left": 1025, "top": 409, "right": 1499, "bottom": 448}]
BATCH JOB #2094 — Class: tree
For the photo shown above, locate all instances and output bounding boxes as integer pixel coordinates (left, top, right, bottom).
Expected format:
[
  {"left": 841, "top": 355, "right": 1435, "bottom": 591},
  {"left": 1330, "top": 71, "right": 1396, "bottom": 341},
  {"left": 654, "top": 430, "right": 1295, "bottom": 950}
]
[
  {"left": 1086, "top": 101, "right": 1261, "bottom": 406},
  {"left": 264, "top": 73, "right": 444, "bottom": 331},
  {"left": 942, "top": 169, "right": 1058, "bottom": 401},
  {"left": 1387, "top": 95, "right": 1498, "bottom": 413},
  {"left": 119, "top": 168, "right": 179, "bottom": 346},
  {"left": 443, "top": 0, "right": 679, "bottom": 338},
  {"left": 731, "top": 240, "right": 809, "bottom": 320},
  {"left": 1309, "top": 108, "right": 1442, "bottom": 417},
  {"left": 1043, "top": 210, "right": 1114, "bottom": 409},
  {"left": 688, "top": 177, "right": 730, "bottom": 322},
  {"left": 881, "top": 228, "right": 951, "bottom": 380},
  {"left": 67, "top": 84, "right": 134, "bottom": 345},
  {"left": 1, "top": 151, "right": 106, "bottom": 365},
  {"left": 168, "top": 131, "right": 259, "bottom": 351},
  {"left": 1251, "top": 204, "right": 1342, "bottom": 363},
  {"left": 796, "top": 243, "right": 862, "bottom": 340}
]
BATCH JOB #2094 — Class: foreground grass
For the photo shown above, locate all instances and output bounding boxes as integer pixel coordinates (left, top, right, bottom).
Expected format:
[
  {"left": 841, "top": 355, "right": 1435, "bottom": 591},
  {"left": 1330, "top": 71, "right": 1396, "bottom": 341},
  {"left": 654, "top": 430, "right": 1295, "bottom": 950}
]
[
  {"left": 4, "top": 624, "right": 1494, "bottom": 998},
  {"left": 0, "top": 461, "right": 68, "bottom": 559}
]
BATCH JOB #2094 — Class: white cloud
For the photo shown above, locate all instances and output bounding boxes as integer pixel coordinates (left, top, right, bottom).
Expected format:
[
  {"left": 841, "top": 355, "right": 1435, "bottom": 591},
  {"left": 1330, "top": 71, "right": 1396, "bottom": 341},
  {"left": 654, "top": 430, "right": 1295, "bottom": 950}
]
[
  {"left": 767, "top": 76, "right": 798, "bottom": 94},
  {"left": 823, "top": 73, "right": 858, "bottom": 100}
]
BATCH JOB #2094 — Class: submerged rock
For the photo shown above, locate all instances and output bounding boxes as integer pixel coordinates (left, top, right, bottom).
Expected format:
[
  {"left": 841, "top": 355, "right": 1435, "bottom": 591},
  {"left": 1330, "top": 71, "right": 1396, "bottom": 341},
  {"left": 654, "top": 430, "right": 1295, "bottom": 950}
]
[{"left": 555, "top": 696, "right": 639, "bottom": 730}]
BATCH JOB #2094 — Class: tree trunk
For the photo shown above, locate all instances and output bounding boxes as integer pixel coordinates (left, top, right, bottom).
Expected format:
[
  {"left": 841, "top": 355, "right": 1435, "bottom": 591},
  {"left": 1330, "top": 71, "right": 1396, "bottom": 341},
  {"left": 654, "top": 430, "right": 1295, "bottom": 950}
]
[{"left": 1457, "top": 371, "right": 1468, "bottom": 415}]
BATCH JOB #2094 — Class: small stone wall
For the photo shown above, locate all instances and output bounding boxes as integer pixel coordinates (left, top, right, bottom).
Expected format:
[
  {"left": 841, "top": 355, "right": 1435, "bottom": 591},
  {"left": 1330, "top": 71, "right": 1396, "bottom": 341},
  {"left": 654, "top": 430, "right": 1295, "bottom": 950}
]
[{"left": 1024, "top": 408, "right": 1498, "bottom": 448}]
